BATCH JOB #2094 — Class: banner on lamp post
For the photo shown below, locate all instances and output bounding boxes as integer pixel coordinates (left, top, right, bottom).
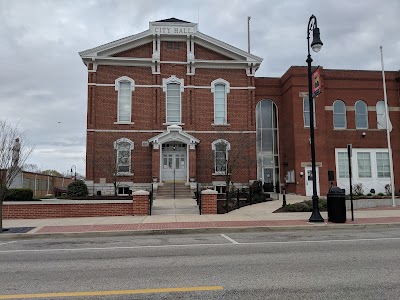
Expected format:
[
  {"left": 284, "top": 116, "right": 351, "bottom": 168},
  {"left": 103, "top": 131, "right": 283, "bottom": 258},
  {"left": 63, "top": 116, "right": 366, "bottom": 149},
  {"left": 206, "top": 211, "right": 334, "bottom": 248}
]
[{"left": 312, "top": 69, "right": 321, "bottom": 98}]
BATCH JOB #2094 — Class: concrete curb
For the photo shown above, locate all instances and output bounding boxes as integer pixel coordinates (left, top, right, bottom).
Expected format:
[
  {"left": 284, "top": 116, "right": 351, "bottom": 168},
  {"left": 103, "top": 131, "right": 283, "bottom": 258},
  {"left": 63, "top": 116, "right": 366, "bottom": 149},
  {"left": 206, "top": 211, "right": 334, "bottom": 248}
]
[{"left": 1, "top": 222, "right": 400, "bottom": 240}]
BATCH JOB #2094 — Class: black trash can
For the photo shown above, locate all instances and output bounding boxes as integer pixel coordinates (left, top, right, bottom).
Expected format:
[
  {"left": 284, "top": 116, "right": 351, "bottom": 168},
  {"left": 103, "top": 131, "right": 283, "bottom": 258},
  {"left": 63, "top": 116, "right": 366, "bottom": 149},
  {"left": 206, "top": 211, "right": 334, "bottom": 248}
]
[{"left": 327, "top": 186, "right": 346, "bottom": 223}]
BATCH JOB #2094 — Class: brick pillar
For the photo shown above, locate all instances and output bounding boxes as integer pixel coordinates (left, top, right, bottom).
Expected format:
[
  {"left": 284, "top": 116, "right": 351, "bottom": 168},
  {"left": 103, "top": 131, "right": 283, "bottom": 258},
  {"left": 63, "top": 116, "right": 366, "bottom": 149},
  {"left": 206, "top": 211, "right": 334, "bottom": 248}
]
[
  {"left": 152, "top": 146, "right": 160, "bottom": 182},
  {"left": 189, "top": 146, "right": 196, "bottom": 180},
  {"left": 132, "top": 190, "right": 150, "bottom": 216},
  {"left": 201, "top": 189, "right": 218, "bottom": 214}
]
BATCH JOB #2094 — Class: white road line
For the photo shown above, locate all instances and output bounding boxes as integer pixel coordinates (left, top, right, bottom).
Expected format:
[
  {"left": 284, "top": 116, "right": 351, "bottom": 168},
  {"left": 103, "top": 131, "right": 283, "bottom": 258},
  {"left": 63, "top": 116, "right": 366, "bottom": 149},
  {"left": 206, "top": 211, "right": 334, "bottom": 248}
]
[
  {"left": 220, "top": 234, "right": 239, "bottom": 244},
  {"left": 0, "top": 241, "right": 16, "bottom": 246},
  {"left": 0, "top": 237, "right": 400, "bottom": 254}
]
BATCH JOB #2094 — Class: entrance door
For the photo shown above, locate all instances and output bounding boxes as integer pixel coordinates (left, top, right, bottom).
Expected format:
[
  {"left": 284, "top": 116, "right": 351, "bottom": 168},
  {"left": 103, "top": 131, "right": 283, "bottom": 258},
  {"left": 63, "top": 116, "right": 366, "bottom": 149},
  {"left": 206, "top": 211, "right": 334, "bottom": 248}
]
[
  {"left": 162, "top": 144, "right": 187, "bottom": 181},
  {"left": 305, "top": 167, "right": 320, "bottom": 196},
  {"left": 263, "top": 168, "right": 274, "bottom": 192}
]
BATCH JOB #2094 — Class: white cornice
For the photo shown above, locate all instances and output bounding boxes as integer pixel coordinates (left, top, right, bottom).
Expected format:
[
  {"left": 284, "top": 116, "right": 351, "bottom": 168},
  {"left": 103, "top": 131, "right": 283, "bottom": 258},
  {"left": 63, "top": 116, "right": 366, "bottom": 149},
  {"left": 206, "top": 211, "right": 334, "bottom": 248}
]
[{"left": 79, "top": 24, "right": 263, "bottom": 68}]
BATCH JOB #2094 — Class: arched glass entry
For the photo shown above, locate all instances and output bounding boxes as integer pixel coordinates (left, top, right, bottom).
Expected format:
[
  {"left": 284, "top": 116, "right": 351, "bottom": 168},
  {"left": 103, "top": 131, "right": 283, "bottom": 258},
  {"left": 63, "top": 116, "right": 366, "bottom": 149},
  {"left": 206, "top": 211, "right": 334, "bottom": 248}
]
[{"left": 256, "top": 100, "right": 280, "bottom": 192}]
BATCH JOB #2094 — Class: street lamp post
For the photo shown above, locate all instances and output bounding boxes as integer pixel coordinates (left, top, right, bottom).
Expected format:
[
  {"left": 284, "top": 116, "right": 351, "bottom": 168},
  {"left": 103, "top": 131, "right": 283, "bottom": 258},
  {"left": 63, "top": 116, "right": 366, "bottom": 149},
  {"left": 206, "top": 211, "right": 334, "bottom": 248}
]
[
  {"left": 307, "top": 15, "right": 324, "bottom": 222},
  {"left": 71, "top": 165, "right": 77, "bottom": 182}
]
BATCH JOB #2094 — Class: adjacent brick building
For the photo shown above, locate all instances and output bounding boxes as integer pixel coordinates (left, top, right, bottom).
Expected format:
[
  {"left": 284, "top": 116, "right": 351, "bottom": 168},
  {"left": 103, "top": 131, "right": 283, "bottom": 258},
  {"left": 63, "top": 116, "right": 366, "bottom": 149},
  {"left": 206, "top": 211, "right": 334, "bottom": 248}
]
[
  {"left": 80, "top": 18, "right": 400, "bottom": 197},
  {"left": 9, "top": 171, "right": 73, "bottom": 198}
]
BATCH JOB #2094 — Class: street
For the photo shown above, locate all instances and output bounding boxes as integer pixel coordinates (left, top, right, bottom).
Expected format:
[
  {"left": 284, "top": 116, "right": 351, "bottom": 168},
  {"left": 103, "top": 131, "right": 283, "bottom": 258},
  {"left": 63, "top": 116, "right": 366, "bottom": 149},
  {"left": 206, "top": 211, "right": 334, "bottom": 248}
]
[{"left": 1, "top": 228, "right": 400, "bottom": 299}]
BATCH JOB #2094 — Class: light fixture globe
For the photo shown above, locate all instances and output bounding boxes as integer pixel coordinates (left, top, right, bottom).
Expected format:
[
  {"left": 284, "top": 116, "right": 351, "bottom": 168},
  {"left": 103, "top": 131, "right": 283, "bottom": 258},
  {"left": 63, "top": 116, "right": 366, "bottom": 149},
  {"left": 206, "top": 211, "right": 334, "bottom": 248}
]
[{"left": 311, "top": 27, "right": 323, "bottom": 53}]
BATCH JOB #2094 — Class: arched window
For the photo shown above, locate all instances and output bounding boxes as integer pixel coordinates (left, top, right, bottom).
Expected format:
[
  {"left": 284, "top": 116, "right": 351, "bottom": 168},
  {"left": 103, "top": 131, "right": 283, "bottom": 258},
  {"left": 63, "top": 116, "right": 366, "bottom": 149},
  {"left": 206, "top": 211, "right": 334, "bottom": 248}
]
[
  {"left": 211, "top": 139, "right": 231, "bottom": 174},
  {"left": 163, "top": 76, "right": 184, "bottom": 124},
  {"left": 256, "top": 100, "right": 279, "bottom": 191},
  {"left": 333, "top": 100, "right": 346, "bottom": 129},
  {"left": 115, "top": 76, "right": 135, "bottom": 123},
  {"left": 355, "top": 100, "right": 368, "bottom": 129},
  {"left": 211, "top": 79, "right": 230, "bottom": 125},
  {"left": 113, "top": 138, "right": 134, "bottom": 174}
]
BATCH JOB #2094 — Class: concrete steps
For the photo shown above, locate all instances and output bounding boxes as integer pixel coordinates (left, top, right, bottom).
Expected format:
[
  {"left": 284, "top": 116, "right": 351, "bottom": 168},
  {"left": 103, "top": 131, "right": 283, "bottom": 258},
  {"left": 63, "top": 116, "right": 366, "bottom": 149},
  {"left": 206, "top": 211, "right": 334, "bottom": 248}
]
[{"left": 156, "top": 183, "right": 193, "bottom": 199}]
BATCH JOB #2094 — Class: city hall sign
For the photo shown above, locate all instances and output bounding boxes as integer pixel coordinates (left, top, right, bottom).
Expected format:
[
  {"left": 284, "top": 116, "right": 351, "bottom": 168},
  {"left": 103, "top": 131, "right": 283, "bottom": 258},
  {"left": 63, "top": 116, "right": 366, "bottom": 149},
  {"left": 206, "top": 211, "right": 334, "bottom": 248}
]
[{"left": 150, "top": 23, "right": 197, "bottom": 35}]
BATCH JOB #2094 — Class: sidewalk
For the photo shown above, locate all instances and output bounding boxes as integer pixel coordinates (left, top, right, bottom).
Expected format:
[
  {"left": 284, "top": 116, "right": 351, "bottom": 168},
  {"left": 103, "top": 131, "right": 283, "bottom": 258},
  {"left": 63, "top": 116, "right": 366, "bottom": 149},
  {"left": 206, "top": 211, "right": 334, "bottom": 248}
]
[{"left": 2, "top": 194, "right": 400, "bottom": 238}]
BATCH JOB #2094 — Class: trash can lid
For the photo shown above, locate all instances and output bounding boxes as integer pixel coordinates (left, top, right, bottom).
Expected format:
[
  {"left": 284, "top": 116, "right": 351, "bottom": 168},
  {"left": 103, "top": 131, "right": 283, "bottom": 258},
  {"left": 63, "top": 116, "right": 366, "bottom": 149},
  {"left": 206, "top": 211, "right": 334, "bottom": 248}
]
[{"left": 328, "top": 186, "right": 345, "bottom": 194}]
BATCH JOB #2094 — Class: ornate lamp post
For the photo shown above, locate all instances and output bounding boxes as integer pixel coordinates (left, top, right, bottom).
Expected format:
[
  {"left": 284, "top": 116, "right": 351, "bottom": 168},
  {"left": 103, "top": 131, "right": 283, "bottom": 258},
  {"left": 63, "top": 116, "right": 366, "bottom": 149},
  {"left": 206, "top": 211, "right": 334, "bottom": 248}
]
[
  {"left": 307, "top": 15, "right": 324, "bottom": 222},
  {"left": 71, "top": 165, "right": 77, "bottom": 182}
]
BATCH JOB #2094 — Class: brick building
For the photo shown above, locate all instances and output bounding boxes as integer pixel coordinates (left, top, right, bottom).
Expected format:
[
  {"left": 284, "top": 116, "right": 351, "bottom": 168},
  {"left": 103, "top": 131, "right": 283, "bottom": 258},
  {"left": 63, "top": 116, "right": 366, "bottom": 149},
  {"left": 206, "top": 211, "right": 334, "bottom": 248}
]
[
  {"left": 9, "top": 171, "right": 73, "bottom": 198},
  {"left": 79, "top": 18, "right": 400, "bottom": 197}
]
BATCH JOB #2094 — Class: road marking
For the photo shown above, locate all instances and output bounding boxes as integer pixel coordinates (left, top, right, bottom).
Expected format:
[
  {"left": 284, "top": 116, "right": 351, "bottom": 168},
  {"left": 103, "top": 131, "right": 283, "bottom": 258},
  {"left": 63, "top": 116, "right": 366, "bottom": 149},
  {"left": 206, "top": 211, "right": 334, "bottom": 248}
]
[
  {"left": 220, "top": 234, "right": 239, "bottom": 244},
  {"left": 1, "top": 237, "right": 400, "bottom": 254},
  {"left": 0, "top": 286, "right": 224, "bottom": 299},
  {"left": 0, "top": 241, "right": 16, "bottom": 246}
]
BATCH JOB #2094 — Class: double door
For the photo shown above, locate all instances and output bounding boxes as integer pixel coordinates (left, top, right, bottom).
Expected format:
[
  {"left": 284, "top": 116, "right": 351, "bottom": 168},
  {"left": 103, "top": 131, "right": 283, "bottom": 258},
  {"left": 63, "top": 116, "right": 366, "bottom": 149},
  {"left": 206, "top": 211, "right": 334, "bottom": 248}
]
[{"left": 162, "top": 152, "right": 186, "bottom": 181}]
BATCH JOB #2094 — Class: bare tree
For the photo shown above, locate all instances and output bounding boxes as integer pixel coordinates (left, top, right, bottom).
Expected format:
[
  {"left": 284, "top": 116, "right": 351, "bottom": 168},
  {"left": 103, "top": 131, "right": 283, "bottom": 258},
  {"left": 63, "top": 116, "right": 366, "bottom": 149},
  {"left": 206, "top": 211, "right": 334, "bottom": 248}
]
[
  {"left": 96, "top": 141, "right": 130, "bottom": 196},
  {"left": 0, "top": 120, "right": 33, "bottom": 232},
  {"left": 208, "top": 130, "right": 257, "bottom": 193}
]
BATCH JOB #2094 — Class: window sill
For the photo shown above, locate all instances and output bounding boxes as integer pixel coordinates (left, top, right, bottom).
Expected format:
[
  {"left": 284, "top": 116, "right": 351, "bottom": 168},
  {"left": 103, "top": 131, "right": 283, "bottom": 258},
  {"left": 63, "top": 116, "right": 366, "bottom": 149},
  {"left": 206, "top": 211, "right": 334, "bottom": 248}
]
[
  {"left": 212, "top": 172, "right": 229, "bottom": 176},
  {"left": 163, "top": 122, "right": 185, "bottom": 126},
  {"left": 116, "top": 173, "right": 134, "bottom": 176},
  {"left": 114, "top": 122, "right": 135, "bottom": 125},
  {"left": 212, "top": 123, "right": 230, "bottom": 126}
]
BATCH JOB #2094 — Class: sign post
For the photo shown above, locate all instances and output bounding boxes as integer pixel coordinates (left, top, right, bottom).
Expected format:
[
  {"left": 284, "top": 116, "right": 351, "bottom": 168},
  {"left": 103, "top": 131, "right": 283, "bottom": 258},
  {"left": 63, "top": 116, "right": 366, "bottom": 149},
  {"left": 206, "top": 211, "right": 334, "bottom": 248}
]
[{"left": 347, "top": 144, "right": 354, "bottom": 221}]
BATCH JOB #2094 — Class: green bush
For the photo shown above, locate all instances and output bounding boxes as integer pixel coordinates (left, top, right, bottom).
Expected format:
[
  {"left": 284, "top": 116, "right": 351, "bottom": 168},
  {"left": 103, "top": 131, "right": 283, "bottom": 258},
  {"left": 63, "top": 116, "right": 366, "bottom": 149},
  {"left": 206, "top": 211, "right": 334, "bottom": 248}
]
[
  {"left": 5, "top": 189, "right": 33, "bottom": 201},
  {"left": 282, "top": 199, "right": 327, "bottom": 212},
  {"left": 67, "top": 180, "right": 89, "bottom": 197}
]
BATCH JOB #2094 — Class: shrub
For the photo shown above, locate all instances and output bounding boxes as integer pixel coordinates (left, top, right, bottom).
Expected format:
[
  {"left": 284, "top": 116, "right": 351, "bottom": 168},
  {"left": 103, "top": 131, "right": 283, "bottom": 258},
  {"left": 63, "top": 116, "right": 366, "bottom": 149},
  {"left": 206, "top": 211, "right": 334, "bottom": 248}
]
[
  {"left": 67, "top": 180, "right": 89, "bottom": 197},
  {"left": 5, "top": 189, "right": 33, "bottom": 201},
  {"left": 352, "top": 183, "right": 364, "bottom": 196}
]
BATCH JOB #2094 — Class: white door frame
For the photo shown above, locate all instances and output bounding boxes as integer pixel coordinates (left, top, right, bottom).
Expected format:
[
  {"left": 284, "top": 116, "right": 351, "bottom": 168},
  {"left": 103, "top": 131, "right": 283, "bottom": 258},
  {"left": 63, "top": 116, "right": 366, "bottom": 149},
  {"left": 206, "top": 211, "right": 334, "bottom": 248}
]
[{"left": 305, "top": 166, "right": 320, "bottom": 196}]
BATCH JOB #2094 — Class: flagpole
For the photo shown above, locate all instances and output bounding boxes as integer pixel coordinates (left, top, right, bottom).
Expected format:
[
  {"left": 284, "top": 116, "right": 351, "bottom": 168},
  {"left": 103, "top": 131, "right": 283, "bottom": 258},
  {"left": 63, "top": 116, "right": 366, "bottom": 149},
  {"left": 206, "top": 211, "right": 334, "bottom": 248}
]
[{"left": 380, "top": 46, "right": 396, "bottom": 207}]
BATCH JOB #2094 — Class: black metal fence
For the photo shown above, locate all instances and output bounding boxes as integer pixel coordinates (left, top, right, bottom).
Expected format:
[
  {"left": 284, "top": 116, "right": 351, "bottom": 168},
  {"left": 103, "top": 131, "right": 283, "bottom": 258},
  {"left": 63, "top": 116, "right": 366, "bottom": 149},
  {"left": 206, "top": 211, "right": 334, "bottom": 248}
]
[
  {"left": 148, "top": 183, "right": 154, "bottom": 215},
  {"left": 196, "top": 183, "right": 201, "bottom": 215},
  {"left": 217, "top": 186, "right": 272, "bottom": 214}
]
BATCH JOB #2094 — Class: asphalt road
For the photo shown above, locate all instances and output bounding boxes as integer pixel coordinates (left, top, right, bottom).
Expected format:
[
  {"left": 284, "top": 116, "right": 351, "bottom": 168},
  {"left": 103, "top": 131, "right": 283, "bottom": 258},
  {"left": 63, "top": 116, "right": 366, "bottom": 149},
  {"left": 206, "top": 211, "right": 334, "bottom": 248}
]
[{"left": 1, "top": 228, "right": 400, "bottom": 299}]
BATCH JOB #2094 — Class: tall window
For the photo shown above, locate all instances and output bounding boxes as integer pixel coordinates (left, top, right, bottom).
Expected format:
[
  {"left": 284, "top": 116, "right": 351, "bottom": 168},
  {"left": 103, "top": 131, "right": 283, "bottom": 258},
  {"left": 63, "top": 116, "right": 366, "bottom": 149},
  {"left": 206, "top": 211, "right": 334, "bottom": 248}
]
[
  {"left": 337, "top": 152, "right": 349, "bottom": 178},
  {"left": 212, "top": 139, "right": 230, "bottom": 174},
  {"left": 303, "top": 96, "right": 316, "bottom": 127},
  {"left": 376, "top": 152, "right": 390, "bottom": 178},
  {"left": 211, "top": 79, "right": 229, "bottom": 125},
  {"left": 376, "top": 101, "right": 387, "bottom": 129},
  {"left": 256, "top": 100, "right": 280, "bottom": 188},
  {"left": 114, "top": 138, "right": 134, "bottom": 174},
  {"left": 166, "top": 83, "right": 181, "bottom": 123},
  {"left": 355, "top": 100, "right": 368, "bottom": 129},
  {"left": 214, "top": 84, "right": 226, "bottom": 124},
  {"left": 333, "top": 100, "right": 346, "bottom": 129},
  {"left": 357, "top": 152, "right": 371, "bottom": 178},
  {"left": 115, "top": 77, "right": 135, "bottom": 123}
]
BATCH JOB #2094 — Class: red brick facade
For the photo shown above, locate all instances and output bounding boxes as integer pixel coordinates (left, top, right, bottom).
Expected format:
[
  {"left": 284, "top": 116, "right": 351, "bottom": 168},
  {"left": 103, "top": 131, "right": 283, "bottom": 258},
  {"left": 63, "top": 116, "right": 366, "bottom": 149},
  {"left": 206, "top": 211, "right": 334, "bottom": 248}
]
[{"left": 80, "top": 18, "right": 400, "bottom": 197}]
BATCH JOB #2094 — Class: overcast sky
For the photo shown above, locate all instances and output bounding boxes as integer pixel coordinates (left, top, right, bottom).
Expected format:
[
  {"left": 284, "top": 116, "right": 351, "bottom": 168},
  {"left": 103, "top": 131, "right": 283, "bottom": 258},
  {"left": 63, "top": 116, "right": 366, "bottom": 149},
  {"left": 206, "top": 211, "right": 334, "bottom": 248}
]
[{"left": 0, "top": 0, "right": 399, "bottom": 177}]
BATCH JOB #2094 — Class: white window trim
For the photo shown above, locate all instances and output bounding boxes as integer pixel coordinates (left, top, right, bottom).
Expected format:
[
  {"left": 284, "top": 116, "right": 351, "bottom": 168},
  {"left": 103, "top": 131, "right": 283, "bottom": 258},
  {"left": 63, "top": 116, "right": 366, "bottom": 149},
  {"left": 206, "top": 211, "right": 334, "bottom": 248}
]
[
  {"left": 355, "top": 100, "right": 369, "bottom": 129},
  {"left": 211, "top": 79, "right": 230, "bottom": 125},
  {"left": 303, "top": 96, "right": 316, "bottom": 128},
  {"left": 333, "top": 100, "right": 347, "bottom": 129},
  {"left": 211, "top": 139, "right": 231, "bottom": 175},
  {"left": 115, "top": 76, "right": 135, "bottom": 123},
  {"left": 162, "top": 75, "right": 184, "bottom": 124},
  {"left": 113, "top": 138, "right": 134, "bottom": 176}
]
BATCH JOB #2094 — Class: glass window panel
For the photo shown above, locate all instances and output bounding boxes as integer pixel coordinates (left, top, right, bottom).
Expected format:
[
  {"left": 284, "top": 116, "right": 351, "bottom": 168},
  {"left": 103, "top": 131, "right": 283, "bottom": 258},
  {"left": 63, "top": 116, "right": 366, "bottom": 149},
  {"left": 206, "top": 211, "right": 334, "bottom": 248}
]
[
  {"left": 357, "top": 152, "right": 371, "bottom": 178},
  {"left": 261, "top": 129, "right": 273, "bottom": 151},
  {"left": 376, "top": 152, "right": 390, "bottom": 178},
  {"left": 338, "top": 152, "right": 349, "bottom": 178}
]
